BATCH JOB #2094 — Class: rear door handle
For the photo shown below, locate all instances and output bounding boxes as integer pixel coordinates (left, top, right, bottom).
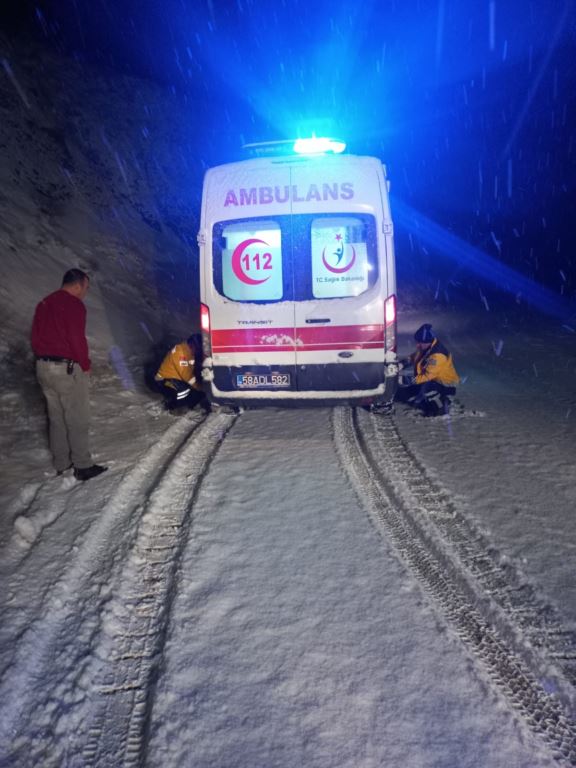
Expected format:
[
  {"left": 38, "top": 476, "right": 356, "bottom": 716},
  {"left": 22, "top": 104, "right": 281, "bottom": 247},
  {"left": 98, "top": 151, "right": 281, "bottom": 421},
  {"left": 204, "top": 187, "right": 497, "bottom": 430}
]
[{"left": 305, "top": 318, "right": 331, "bottom": 324}]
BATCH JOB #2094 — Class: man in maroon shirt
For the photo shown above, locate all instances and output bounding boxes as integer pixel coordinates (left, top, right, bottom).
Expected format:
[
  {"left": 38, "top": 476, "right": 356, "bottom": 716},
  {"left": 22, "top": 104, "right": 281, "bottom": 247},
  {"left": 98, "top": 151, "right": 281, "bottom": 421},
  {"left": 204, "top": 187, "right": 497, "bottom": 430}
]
[{"left": 31, "top": 269, "right": 107, "bottom": 481}]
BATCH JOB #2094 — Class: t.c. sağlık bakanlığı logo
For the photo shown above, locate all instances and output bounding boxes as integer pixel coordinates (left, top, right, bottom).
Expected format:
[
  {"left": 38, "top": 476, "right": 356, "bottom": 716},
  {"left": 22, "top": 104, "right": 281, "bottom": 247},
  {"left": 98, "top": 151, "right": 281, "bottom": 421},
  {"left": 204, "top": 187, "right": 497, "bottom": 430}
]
[
  {"left": 231, "top": 238, "right": 273, "bottom": 285},
  {"left": 322, "top": 233, "right": 356, "bottom": 273}
]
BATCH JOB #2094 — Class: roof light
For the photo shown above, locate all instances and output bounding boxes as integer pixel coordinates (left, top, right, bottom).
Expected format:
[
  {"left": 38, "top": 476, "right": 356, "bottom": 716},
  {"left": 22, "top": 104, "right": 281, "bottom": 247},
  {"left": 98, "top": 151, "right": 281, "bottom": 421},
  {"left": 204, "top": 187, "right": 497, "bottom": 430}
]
[
  {"left": 243, "top": 137, "right": 347, "bottom": 158},
  {"left": 293, "top": 137, "right": 346, "bottom": 155}
]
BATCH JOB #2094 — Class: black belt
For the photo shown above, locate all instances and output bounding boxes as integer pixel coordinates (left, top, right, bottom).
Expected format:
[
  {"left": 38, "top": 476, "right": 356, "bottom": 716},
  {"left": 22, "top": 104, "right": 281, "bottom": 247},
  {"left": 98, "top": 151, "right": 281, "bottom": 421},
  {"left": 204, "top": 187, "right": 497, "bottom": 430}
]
[
  {"left": 37, "top": 356, "right": 77, "bottom": 375},
  {"left": 36, "top": 356, "right": 72, "bottom": 363}
]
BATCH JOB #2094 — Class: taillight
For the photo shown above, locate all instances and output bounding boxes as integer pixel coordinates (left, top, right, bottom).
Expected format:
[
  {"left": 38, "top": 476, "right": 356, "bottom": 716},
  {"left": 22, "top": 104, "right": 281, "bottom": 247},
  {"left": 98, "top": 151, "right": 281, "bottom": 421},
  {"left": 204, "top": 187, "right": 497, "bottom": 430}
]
[
  {"left": 200, "top": 303, "right": 212, "bottom": 357},
  {"left": 384, "top": 295, "right": 397, "bottom": 352},
  {"left": 200, "top": 303, "right": 210, "bottom": 333}
]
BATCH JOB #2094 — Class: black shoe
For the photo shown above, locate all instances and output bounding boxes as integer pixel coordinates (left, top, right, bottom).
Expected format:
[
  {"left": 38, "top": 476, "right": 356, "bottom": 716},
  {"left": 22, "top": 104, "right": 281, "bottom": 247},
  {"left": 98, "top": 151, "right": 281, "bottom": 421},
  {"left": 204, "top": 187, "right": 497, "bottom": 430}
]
[
  {"left": 421, "top": 401, "right": 441, "bottom": 417},
  {"left": 74, "top": 464, "right": 108, "bottom": 482},
  {"left": 56, "top": 464, "right": 73, "bottom": 476}
]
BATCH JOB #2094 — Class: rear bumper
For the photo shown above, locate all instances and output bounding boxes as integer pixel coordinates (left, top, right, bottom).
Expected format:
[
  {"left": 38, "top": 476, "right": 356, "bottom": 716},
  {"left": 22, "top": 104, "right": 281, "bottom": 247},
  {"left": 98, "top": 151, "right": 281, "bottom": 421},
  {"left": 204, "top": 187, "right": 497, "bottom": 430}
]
[{"left": 203, "top": 362, "right": 398, "bottom": 404}]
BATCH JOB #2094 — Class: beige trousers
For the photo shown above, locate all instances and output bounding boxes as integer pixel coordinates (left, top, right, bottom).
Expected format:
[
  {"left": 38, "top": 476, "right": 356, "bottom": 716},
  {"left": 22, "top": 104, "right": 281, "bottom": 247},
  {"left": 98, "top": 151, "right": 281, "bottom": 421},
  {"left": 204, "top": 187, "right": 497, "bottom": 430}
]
[{"left": 36, "top": 360, "right": 92, "bottom": 471}]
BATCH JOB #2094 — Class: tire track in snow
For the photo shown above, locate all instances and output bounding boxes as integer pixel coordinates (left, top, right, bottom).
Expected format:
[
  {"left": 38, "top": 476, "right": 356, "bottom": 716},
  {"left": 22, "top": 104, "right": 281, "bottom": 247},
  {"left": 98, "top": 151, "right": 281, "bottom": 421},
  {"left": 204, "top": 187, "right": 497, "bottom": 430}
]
[
  {"left": 77, "top": 412, "right": 236, "bottom": 767},
  {"left": 0, "top": 413, "right": 208, "bottom": 761},
  {"left": 367, "top": 410, "right": 576, "bottom": 690},
  {"left": 333, "top": 406, "right": 576, "bottom": 766}
]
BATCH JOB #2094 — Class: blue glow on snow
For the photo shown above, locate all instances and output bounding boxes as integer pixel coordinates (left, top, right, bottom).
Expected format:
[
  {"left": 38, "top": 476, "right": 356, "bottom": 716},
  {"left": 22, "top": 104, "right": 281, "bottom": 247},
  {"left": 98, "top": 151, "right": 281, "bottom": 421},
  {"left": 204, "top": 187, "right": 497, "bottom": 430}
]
[{"left": 393, "top": 198, "right": 574, "bottom": 322}]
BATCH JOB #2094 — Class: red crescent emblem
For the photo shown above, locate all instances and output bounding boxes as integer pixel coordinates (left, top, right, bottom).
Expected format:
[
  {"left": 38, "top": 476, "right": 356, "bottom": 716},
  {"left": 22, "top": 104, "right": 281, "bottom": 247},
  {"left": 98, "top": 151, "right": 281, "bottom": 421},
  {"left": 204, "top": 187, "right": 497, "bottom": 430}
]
[
  {"left": 322, "top": 245, "right": 356, "bottom": 273},
  {"left": 231, "top": 238, "right": 271, "bottom": 285}
]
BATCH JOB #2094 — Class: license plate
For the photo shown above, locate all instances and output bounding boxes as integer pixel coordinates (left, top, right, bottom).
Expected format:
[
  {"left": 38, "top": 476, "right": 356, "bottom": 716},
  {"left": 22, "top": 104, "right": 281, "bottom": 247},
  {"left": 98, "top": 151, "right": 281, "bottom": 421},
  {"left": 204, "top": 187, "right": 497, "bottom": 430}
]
[{"left": 236, "top": 372, "right": 291, "bottom": 389}]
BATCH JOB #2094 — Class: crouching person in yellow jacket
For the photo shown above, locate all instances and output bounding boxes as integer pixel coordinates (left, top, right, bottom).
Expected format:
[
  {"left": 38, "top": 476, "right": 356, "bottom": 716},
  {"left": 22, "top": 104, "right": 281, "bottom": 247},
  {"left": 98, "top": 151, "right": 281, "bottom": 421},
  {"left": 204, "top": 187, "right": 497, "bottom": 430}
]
[
  {"left": 397, "top": 323, "right": 460, "bottom": 416},
  {"left": 154, "top": 334, "right": 208, "bottom": 413}
]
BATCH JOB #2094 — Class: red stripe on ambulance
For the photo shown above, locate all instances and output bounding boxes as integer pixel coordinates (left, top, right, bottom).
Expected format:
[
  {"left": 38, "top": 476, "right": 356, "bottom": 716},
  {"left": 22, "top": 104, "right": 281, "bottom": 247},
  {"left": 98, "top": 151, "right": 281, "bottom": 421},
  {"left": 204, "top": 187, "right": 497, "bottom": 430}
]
[{"left": 211, "top": 324, "right": 385, "bottom": 353}]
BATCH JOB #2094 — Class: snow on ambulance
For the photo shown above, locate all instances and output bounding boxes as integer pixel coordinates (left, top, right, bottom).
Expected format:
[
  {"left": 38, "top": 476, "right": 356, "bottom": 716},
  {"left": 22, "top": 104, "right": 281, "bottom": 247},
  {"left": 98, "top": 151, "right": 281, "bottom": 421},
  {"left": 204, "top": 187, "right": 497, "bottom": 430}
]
[{"left": 198, "top": 137, "right": 398, "bottom": 405}]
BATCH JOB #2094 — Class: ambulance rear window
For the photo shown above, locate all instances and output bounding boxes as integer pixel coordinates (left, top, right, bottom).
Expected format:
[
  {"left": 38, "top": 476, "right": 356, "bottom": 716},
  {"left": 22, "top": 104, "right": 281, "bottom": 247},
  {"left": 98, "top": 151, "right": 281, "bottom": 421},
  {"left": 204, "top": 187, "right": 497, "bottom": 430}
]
[
  {"left": 214, "top": 220, "right": 284, "bottom": 302},
  {"left": 309, "top": 216, "right": 374, "bottom": 299}
]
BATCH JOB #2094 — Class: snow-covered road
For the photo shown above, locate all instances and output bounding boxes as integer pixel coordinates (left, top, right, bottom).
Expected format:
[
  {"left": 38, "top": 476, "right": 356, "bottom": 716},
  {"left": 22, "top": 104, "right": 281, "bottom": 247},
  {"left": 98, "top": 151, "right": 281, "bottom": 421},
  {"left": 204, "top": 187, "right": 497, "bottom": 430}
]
[
  {"left": 2, "top": 405, "right": 560, "bottom": 767},
  {"left": 1, "top": 309, "right": 576, "bottom": 767},
  {"left": 143, "top": 407, "right": 559, "bottom": 768}
]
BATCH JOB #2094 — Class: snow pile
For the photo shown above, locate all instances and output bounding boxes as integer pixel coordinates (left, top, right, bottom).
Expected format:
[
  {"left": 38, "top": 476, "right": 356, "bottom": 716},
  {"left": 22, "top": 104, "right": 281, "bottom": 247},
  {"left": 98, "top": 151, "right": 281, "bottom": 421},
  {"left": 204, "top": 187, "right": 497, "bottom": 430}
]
[{"left": 0, "top": 32, "right": 201, "bottom": 380}]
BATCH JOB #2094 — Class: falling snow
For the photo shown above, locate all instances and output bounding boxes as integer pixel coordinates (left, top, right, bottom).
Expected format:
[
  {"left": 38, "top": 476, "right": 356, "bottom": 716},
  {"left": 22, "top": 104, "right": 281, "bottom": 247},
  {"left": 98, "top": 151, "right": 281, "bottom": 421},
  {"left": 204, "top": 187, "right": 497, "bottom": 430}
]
[{"left": 1, "top": 3, "right": 576, "bottom": 765}]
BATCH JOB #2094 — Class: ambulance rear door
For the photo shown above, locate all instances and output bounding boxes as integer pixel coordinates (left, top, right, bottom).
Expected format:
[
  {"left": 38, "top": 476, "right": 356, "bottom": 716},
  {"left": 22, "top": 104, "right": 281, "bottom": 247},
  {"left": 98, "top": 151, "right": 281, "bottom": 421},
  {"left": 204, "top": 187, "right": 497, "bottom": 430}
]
[
  {"left": 204, "top": 163, "right": 298, "bottom": 395},
  {"left": 290, "top": 158, "right": 386, "bottom": 393}
]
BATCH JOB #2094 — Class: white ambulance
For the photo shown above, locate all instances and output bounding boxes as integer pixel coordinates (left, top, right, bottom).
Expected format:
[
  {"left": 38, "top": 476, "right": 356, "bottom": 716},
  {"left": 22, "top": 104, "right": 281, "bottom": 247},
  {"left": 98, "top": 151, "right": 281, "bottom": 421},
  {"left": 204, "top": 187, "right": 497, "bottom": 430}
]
[{"left": 198, "top": 138, "right": 398, "bottom": 406}]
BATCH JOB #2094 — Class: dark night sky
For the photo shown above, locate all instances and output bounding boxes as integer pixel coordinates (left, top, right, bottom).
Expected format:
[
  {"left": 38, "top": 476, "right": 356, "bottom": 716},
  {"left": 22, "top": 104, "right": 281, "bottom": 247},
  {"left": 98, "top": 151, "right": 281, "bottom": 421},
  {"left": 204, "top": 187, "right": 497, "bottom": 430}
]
[{"left": 2, "top": 0, "right": 576, "bottom": 302}]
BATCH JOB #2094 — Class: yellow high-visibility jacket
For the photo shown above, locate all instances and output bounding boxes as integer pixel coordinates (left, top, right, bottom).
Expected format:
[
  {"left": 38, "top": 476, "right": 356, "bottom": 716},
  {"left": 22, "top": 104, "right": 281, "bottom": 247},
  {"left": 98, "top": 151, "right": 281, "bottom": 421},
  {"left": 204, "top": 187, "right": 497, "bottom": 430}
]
[
  {"left": 155, "top": 341, "right": 202, "bottom": 390},
  {"left": 413, "top": 338, "right": 459, "bottom": 386}
]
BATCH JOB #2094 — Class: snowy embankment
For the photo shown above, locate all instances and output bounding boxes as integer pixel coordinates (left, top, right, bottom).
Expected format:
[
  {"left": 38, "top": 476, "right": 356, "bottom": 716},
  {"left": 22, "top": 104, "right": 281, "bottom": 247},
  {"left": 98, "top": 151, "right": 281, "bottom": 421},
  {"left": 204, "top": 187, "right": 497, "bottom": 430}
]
[
  {"left": 0, "top": 33, "right": 201, "bottom": 415},
  {"left": 0, "top": 32, "right": 204, "bottom": 538}
]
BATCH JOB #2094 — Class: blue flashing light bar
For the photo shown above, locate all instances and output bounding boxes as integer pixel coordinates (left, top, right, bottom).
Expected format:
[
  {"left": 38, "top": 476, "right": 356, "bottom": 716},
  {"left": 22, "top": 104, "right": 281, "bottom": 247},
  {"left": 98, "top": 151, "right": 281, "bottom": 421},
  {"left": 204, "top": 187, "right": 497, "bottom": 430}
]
[
  {"left": 293, "top": 137, "right": 346, "bottom": 155},
  {"left": 243, "top": 137, "right": 347, "bottom": 158}
]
